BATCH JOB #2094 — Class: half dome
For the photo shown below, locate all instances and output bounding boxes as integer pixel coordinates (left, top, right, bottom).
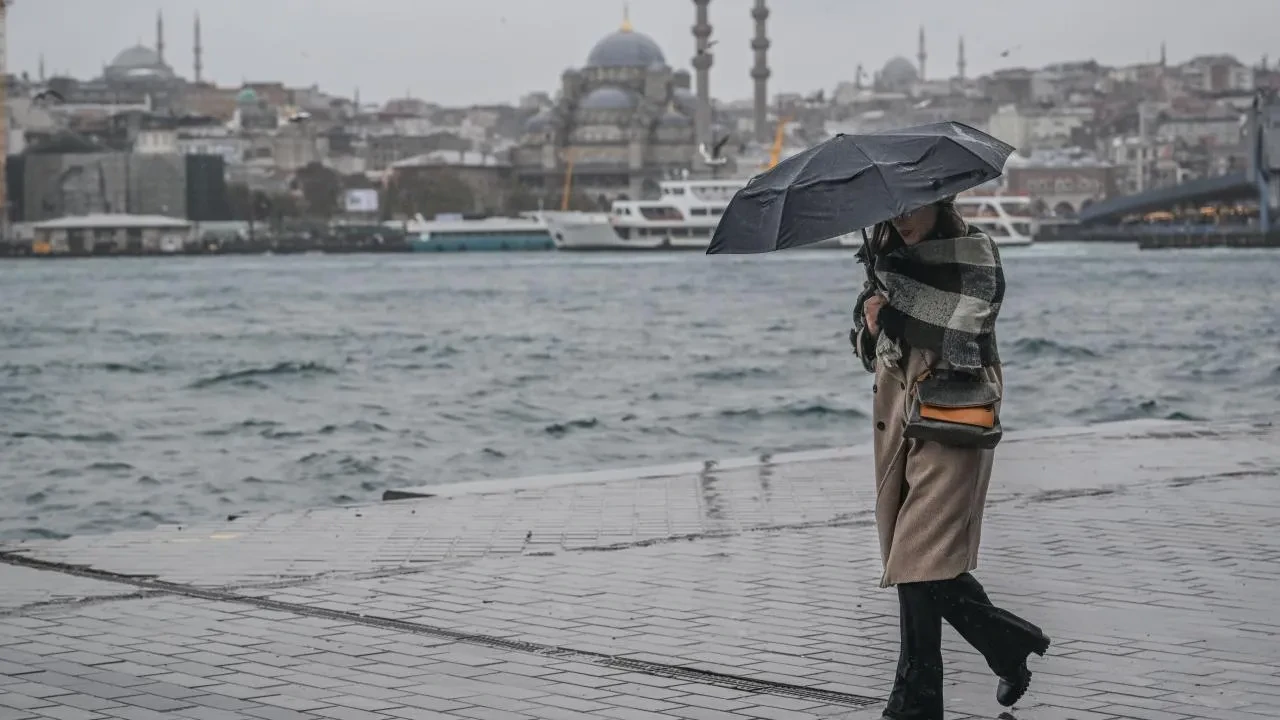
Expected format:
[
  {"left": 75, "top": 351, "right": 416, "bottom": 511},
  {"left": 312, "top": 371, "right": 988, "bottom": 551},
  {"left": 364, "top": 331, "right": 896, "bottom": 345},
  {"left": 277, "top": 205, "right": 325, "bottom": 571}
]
[{"left": 579, "top": 86, "right": 638, "bottom": 111}]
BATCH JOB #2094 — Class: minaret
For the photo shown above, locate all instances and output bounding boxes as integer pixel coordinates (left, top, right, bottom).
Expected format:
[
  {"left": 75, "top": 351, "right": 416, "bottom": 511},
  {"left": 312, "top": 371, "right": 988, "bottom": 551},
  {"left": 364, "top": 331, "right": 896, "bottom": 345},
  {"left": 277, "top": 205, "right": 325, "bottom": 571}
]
[
  {"left": 1159, "top": 41, "right": 1167, "bottom": 68},
  {"left": 156, "top": 10, "right": 166, "bottom": 65},
  {"left": 692, "top": 0, "right": 713, "bottom": 150},
  {"left": 957, "top": 36, "right": 966, "bottom": 82},
  {"left": 39, "top": 53, "right": 46, "bottom": 82},
  {"left": 751, "top": 1, "right": 771, "bottom": 144},
  {"left": 917, "top": 25, "right": 927, "bottom": 80},
  {"left": 194, "top": 13, "right": 203, "bottom": 83}
]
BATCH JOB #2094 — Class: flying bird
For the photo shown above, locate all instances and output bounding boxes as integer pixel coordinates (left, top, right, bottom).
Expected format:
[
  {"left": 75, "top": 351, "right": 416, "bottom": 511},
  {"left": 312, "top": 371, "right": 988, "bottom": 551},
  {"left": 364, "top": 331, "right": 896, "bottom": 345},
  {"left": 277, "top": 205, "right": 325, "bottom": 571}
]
[{"left": 33, "top": 89, "right": 65, "bottom": 104}]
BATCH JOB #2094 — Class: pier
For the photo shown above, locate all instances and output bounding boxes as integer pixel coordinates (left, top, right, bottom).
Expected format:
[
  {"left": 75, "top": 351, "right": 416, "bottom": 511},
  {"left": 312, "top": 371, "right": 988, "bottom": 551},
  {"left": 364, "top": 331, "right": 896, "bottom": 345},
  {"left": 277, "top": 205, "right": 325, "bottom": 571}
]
[{"left": 2, "top": 419, "right": 1278, "bottom": 719}]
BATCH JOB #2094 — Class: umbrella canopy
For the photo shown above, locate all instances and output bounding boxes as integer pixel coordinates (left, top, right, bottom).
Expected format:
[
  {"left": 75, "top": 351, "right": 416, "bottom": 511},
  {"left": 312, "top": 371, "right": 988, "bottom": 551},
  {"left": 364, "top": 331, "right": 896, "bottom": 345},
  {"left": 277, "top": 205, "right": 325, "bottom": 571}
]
[{"left": 708, "top": 122, "right": 1015, "bottom": 254}]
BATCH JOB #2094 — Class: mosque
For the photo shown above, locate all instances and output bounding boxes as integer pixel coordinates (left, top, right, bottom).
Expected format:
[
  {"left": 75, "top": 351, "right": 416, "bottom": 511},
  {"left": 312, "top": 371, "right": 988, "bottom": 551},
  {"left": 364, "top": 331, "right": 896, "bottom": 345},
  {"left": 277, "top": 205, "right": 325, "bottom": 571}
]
[
  {"left": 99, "top": 11, "right": 192, "bottom": 95},
  {"left": 512, "top": 2, "right": 773, "bottom": 202}
]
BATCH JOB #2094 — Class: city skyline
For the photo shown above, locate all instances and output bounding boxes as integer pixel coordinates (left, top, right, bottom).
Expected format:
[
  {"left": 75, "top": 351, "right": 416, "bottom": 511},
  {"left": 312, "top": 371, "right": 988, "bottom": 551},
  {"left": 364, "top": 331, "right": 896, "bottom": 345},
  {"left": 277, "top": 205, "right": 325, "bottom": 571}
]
[{"left": 12, "top": 0, "right": 1279, "bottom": 105}]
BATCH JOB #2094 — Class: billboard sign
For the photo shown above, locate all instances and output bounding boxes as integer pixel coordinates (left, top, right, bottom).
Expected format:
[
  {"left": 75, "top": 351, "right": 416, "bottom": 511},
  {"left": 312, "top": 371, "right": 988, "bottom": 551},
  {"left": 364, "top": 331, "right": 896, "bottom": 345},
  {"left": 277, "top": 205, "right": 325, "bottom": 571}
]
[{"left": 343, "top": 189, "right": 379, "bottom": 214}]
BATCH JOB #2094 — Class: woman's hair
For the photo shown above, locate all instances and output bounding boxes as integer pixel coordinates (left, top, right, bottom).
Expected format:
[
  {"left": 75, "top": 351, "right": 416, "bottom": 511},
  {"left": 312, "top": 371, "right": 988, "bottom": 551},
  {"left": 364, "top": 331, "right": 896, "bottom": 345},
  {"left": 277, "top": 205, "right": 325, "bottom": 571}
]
[{"left": 866, "top": 198, "right": 969, "bottom": 256}]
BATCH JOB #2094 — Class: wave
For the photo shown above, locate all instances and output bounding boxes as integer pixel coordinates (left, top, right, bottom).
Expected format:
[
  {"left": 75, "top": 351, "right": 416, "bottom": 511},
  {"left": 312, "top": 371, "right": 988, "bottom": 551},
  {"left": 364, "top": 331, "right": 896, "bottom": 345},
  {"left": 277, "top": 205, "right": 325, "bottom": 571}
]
[
  {"left": 719, "top": 402, "right": 867, "bottom": 421},
  {"left": 9, "top": 430, "right": 120, "bottom": 443},
  {"left": 410, "top": 343, "right": 462, "bottom": 357},
  {"left": 86, "top": 461, "right": 135, "bottom": 471},
  {"left": 88, "top": 362, "right": 163, "bottom": 374},
  {"left": 2, "top": 360, "right": 167, "bottom": 377},
  {"left": 189, "top": 361, "right": 339, "bottom": 389},
  {"left": 1091, "top": 399, "right": 1205, "bottom": 424},
  {"left": 1009, "top": 337, "right": 1099, "bottom": 360},
  {"left": 545, "top": 418, "right": 599, "bottom": 436},
  {"left": 691, "top": 367, "right": 780, "bottom": 383},
  {"left": 318, "top": 420, "right": 390, "bottom": 435}
]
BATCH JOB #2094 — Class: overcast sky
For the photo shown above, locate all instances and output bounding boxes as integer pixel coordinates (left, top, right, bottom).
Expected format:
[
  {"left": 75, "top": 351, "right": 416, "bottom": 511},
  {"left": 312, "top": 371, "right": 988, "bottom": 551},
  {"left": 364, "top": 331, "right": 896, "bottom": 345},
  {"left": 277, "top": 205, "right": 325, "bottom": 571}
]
[{"left": 11, "top": 0, "right": 1278, "bottom": 105}]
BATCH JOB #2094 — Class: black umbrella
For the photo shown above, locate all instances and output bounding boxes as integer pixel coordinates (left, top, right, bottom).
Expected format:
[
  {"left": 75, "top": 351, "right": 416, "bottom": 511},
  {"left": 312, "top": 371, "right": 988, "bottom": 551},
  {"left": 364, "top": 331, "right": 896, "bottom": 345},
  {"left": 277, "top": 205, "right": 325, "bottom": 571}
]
[{"left": 708, "top": 122, "right": 1015, "bottom": 254}]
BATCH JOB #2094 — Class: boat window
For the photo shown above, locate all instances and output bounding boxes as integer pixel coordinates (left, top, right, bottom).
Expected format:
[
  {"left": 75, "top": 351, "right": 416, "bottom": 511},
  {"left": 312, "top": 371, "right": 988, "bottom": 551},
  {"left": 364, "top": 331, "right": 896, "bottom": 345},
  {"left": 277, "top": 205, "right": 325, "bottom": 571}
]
[
  {"left": 669, "top": 187, "right": 686, "bottom": 196},
  {"left": 1011, "top": 222, "right": 1033, "bottom": 237},
  {"left": 691, "top": 208, "right": 709, "bottom": 216},
  {"left": 640, "top": 207, "right": 684, "bottom": 221},
  {"left": 710, "top": 207, "right": 725, "bottom": 216},
  {"left": 975, "top": 222, "right": 1010, "bottom": 237}
]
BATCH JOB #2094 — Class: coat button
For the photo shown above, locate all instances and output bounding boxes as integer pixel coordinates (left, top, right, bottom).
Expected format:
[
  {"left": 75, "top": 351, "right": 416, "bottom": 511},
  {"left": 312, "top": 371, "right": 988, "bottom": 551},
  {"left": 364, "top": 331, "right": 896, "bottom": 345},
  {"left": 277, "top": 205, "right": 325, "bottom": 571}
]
[
  {"left": 900, "top": 382, "right": 906, "bottom": 390},
  {"left": 872, "top": 384, "right": 878, "bottom": 394},
  {"left": 876, "top": 421, "right": 886, "bottom": 431}
]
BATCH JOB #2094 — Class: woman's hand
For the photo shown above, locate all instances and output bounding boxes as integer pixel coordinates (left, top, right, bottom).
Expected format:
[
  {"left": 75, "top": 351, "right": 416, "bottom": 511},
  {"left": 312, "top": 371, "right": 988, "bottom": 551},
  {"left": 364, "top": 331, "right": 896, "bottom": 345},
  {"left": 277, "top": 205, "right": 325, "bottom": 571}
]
[{"left": 864, "top": 294, "right": 887, "bottom": 336}]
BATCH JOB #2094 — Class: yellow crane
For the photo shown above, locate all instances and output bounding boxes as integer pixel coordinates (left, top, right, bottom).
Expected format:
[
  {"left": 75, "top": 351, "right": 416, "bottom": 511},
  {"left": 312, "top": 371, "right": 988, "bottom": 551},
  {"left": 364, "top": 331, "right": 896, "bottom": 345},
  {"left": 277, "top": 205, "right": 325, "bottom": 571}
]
[{"left": 767, "top": 116, "right": 791, "bottom": 170}]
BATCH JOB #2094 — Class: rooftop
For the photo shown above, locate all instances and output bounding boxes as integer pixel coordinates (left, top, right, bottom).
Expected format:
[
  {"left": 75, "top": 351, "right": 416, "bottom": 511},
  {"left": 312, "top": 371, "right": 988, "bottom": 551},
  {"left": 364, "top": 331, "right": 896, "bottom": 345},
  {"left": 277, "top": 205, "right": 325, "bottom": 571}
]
[{"left": 32, "top": 214, "right": 192, "bottom": 230}]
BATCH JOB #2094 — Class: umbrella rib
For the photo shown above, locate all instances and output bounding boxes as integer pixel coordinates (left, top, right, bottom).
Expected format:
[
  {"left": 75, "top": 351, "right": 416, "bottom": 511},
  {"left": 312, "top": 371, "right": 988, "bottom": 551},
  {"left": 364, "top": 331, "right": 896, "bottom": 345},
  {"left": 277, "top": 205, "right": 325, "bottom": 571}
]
[{"left": 858, "top": 141, "right": 903, "bottom": 223}]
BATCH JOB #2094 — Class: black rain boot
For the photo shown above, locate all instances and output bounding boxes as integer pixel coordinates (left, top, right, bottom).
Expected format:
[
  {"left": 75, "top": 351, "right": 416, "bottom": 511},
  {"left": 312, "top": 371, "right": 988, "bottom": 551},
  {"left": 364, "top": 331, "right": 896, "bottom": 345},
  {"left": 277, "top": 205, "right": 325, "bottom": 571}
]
[
  {"left": 996, "top": 633, "right": 1051, "bottom": 707},
  {"left": 923, "top": 573, "right": 1050, "bottom": 709},
  {"left": 882, "top": 583, "right": 945, "bottom": 720}
]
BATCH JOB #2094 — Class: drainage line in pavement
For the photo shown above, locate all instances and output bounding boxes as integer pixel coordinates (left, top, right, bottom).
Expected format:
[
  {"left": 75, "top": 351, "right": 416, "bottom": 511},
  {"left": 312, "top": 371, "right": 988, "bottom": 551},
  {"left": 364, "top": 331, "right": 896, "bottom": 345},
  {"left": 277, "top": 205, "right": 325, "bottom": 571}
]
[{"left": 0, "top": 551, "right": 880, "bottom": 708}]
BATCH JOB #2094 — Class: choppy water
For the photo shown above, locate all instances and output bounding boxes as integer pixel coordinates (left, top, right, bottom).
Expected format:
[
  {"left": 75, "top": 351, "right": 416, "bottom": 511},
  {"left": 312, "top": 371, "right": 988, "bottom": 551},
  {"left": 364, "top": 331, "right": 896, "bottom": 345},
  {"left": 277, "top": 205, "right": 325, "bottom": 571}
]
[{"left": 2, "top": 245, "right": 1278, "bottom": 541}]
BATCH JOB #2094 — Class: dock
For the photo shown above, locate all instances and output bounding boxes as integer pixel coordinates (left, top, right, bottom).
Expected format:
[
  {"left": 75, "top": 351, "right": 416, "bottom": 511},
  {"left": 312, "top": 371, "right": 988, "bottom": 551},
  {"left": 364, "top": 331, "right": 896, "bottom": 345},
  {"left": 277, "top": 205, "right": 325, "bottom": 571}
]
[{"left": 2, "top": 419, "right": 1278, "bottom": 719}]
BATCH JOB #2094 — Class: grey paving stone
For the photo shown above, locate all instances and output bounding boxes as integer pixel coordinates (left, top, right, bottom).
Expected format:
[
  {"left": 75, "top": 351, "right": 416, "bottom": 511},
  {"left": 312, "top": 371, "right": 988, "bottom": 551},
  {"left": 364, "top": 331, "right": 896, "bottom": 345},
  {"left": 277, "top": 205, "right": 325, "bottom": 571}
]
[
  {"left": 0, "top": 696, "right": 53, "bottom": 712},
  {"left": 26, "top": 708, "right": 106, "bottom": 720},
  {"left": 112, "top": 695, "right": 195, "bottom": 712}
]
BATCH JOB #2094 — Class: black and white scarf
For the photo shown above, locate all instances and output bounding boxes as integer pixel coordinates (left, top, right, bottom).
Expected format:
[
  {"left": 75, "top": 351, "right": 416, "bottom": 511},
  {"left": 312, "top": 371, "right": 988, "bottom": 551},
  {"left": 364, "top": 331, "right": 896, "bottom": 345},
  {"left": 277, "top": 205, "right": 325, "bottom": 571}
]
[{"left": 854, "top": 231, "right": 1004, "bottom": 370}]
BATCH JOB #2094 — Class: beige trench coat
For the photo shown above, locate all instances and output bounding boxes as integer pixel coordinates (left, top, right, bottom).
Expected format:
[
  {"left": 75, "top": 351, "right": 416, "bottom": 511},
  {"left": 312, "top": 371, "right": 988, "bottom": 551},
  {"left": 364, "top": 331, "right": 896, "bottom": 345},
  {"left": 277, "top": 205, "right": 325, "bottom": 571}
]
[{"left": 867, "top": 344, "right": 1002, "bottom": 588}]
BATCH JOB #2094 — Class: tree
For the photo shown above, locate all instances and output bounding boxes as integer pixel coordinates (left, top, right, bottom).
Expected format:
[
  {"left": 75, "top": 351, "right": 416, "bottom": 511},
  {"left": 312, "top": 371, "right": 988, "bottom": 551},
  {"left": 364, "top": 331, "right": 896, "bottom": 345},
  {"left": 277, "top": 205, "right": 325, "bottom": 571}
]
[
  {"left": 386, "top": 169, "right": 476, "bottom": 219},
  {"left": 503, "top": 183, "right": 542, "bottom": 215},
  {"left": 294, "top": 162, "right": 342, "bottom": 218}
]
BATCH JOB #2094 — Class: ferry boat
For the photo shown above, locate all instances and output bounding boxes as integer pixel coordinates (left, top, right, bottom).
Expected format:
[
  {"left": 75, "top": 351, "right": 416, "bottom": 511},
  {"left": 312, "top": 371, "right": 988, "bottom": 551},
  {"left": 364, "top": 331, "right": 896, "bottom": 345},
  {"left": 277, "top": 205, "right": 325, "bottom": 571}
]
[
  {"left": 403, "top": 215, "right": 554, "bottom": 252},
  {"left": 545, "top": 178, "right": 860, "bottom": 252},
  {"left": 955, "top": 195, "right": 1037, "bottom": 247}
]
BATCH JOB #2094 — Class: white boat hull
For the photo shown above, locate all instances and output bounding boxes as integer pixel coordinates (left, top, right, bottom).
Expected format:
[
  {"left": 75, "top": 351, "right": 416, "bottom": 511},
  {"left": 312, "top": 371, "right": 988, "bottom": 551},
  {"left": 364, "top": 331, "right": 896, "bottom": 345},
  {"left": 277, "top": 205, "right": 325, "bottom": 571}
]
[{"left": 545, "top": 214, "right": 863, "bottom": 252}]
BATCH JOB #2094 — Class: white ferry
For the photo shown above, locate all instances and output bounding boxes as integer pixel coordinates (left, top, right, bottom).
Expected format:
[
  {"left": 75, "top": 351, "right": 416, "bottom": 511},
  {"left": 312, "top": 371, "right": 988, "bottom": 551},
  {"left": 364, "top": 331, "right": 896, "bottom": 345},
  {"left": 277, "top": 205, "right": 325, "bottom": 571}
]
[
  {"left": 545, "top": 178, "right": 860, "bottom": 252},
  {"left": 955, "top": 195, "right": 1037, "bottom": 247}
]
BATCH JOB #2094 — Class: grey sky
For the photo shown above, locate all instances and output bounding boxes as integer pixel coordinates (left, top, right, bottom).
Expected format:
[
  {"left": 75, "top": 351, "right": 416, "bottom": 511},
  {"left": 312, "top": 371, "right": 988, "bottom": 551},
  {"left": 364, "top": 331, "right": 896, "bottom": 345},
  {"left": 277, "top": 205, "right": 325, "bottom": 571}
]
[{"left": 12, "top": 0, "right": 1278, "bottom": 105}]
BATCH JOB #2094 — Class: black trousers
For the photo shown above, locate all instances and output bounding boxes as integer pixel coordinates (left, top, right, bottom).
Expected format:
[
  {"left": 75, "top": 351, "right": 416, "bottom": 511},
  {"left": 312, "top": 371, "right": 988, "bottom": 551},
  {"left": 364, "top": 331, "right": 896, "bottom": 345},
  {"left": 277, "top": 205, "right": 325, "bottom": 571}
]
[{"left": 883, "top": 573, "right": 1049, "bottom": 720}]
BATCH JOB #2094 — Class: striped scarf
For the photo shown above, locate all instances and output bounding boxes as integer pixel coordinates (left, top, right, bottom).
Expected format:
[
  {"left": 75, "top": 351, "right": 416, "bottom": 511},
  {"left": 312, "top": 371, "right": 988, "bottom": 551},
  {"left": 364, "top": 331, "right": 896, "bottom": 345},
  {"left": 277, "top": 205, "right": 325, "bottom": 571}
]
[{"left": 864, "top": 231, "right": 1004, "bottom": 370}]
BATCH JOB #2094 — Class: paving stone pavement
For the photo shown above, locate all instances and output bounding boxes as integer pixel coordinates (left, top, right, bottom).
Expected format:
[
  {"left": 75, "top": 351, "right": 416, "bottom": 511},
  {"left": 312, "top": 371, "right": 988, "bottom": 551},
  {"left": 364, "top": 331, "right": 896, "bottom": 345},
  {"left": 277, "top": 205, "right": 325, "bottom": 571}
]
[{"left": 2, "top": 420, "right": 1279, "bottom": 719}]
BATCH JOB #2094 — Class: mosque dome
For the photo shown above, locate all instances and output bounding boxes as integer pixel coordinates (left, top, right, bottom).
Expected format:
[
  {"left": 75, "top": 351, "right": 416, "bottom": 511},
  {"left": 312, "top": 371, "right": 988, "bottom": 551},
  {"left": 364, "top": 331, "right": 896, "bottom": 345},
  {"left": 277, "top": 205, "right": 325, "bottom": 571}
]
[
  {"left": 237, "top": 87, "right": 260, "bottom": 105},
  {"left": 110, "top": 45, "right": 166, "bottom": 71},
  {"left": 524, "top": 109, "right": 555, "bottom": 132},
  {"left": 659, "top": 105, "right": 692, "bottom": 127},
  {"left": 672, "top": 88, "right": 697, "bottom": 115},
  {"left": 579, "top": 86, "right": 638, "bottom": 111},
  {"left": 881, "top": 56, "right": 920, "bottom": 88},
  {"left": 586, "top": 24, "right": 666, "bottom": 68}
]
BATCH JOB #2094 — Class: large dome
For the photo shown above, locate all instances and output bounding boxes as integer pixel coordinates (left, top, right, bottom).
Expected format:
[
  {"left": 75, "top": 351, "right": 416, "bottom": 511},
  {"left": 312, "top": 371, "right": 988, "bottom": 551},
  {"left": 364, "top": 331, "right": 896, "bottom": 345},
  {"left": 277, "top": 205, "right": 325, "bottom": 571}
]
[
  {"left": 881, "top": 56, "right": 920, "bottom": 88},
  {"left": 110, "top": 45, "right": 166, "bottom": 71},
  {"left": 587, "top": 27, "right": 666, "bottom": 68}
]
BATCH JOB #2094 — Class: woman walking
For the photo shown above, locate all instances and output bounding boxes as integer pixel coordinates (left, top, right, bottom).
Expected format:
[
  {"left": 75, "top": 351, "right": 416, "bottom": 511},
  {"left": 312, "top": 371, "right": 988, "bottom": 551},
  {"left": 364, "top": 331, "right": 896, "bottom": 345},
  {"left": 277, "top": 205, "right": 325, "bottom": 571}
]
[{"left": 851, "top": 198, "right": 1050, "bottom": 720}]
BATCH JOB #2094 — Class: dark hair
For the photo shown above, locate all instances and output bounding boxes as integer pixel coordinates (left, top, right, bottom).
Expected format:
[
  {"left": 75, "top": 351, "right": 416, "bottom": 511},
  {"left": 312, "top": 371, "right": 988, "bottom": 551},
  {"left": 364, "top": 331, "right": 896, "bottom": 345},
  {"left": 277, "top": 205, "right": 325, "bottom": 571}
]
[{"left": 865, "top": 199, "right": 968, "bottom": 257}]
